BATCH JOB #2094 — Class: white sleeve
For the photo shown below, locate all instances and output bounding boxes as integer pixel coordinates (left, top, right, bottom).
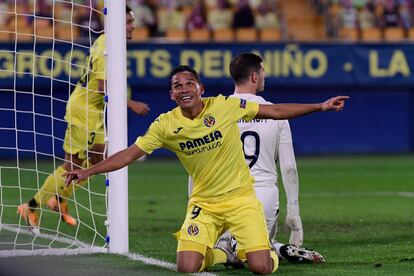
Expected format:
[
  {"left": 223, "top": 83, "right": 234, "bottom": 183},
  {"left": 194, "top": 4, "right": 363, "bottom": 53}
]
[
  {"left": 278, "top": 120, "right": 293, "bottom": 144},
  {"left": 277, "top": 123, "right": 299, "bottom": 216}
]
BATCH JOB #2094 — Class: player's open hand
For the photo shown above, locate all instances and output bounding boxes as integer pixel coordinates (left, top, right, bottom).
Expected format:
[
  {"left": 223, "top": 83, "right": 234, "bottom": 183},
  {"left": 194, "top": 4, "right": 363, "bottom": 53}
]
[
  {"left": 321, "top": 96, "right": 349, "bottom": 112},
  {"left": 63, "top": 169, "right": 90, "bottom": 186},
  {"left": 128, "top": 100, "right": 150, "bottom": 116}
]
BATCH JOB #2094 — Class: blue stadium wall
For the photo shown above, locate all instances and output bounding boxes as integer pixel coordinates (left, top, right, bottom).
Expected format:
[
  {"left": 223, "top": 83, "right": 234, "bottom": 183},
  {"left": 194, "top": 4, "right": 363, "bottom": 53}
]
[{"left": 1, "top": 42, "right": 413, "bottom": 158}]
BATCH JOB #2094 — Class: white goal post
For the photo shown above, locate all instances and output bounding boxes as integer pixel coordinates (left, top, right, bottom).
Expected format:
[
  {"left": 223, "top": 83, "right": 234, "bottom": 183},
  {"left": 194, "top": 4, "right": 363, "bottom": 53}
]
[{"left": 106, "top": 0, "right": 129, "bottom": 254}]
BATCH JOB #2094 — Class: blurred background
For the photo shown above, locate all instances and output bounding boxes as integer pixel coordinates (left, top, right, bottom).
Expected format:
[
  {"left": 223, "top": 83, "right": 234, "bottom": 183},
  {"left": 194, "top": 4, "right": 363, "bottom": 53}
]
[{"left": 0, "top": 0, "right": 413, "bottom": 158}]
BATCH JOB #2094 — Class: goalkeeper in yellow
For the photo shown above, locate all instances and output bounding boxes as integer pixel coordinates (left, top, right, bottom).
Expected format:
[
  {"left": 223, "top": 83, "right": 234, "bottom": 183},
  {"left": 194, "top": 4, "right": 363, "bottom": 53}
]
[
  {"left": 64, "top": 65, "right": 348, "bottom": 273},
  {"left": 17, "top": 5, "right": 149, "bottom": 232}
]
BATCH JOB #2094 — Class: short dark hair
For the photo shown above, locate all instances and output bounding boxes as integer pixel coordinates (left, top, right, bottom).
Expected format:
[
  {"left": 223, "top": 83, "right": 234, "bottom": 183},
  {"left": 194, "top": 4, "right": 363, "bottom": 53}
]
[
  {"left": 229, "top": 53, "right": 263, "bottom": 85},
  {"left": 126, "top": 5, "right": 132, "bottom": 13},
  {"left": 169, "top": 65, "right": 201, "bottom": 88}
]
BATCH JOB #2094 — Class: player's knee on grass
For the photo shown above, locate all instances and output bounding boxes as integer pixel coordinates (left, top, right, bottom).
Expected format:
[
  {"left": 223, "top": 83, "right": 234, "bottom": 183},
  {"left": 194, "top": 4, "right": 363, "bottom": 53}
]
[
  {"left": 246, "top": 249, "right": 274, "bottom": 274},
  {"left": 176, "top": 251, "right": 204, "bottom": 273},
  {"left": 177, "top": 240, "right": 211, "bottom": 272}
]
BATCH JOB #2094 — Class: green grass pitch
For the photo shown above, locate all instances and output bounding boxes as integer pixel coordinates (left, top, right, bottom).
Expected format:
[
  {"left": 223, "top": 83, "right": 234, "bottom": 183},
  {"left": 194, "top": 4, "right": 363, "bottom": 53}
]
[{"left": 0, "top": 155, "right": 413, "bottom": 275}]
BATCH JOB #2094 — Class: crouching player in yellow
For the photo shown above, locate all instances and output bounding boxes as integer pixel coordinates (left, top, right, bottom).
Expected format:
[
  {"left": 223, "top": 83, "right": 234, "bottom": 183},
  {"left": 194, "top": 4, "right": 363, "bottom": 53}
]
[
  {"left": 17, "top": 5, "right": 150, "bottom": 233},
  {"left": 64, "top": 65, "right": 348, "bottom": 273}
]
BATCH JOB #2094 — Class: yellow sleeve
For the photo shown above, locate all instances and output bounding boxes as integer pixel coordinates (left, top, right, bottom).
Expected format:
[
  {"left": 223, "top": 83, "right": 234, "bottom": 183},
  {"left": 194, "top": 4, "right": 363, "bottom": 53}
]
[
  {"left": 225, "top": 96, "right": 259, "bottom": 122},
  {"left": 135, "top": 117, "right": 164, "bottom": 154}
]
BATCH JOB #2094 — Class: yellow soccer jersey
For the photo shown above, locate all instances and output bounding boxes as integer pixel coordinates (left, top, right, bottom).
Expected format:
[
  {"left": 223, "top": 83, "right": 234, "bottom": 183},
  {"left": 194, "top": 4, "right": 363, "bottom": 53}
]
[
  {"left": 136, "top": 95, "right": 259, "bottom": 201},
  {"left": 65, "top": 34, "right": 106, "bottom": 131}
]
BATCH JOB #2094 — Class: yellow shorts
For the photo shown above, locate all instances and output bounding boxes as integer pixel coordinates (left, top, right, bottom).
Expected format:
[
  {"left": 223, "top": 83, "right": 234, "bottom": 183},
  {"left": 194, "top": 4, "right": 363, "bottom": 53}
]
[
  {"left": 177, "top": 186, "right": 270, "bottom": 255},
  {"left": 63, "top": 124, "right": 105, "bottom": 160}
]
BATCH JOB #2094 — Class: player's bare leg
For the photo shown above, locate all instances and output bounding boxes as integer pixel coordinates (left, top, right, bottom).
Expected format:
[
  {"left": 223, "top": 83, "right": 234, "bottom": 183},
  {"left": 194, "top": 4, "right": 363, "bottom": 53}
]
[
  {"left": 246, "top": 249, "right": 278, "bottom": 274},
  {"left": 54, "top": 144, "right": 105, "bottom": 226},
  {"left": 176, "top": 238, "right": 242, "bottom": 273},
  {"left": 17, "top": 152, "right": 82, "bottom": 230},
  {"left": 43, "top": 152, "right": 85, "bottom": 226},
  {"left": 176, "top": 251, "right": 204, "bottom": 273}
]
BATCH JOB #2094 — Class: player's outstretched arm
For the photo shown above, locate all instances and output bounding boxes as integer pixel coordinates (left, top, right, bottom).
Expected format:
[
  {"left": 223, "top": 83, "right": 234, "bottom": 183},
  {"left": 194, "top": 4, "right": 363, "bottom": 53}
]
[
  {"left": 127, "top": 99, "right": 150, "bottom": 116},
  {"left": 255, "top": 96, "right": 349, "bottom": 120},
  {"left": 64, "top": 144, "right": 145, "bottom": 185}
]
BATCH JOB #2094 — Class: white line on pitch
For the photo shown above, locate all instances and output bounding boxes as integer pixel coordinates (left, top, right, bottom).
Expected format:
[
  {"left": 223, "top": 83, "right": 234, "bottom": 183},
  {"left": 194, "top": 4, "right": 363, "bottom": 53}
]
[
  {"left": 123, "top": 252, "right": 217, "bottom": 276},
  {"left": 0, "top": 224, "right": 217, "bottom": 275},
  {"left": 301, "top": 191, "right": 414, "bottom": 198},
  {"left": 0, "top": 224, "right": 98, "bottom": 248}
]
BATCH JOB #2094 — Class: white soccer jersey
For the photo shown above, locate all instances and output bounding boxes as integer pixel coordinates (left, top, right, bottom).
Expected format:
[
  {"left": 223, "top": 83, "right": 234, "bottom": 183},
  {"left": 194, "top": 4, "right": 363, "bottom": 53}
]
[{"left": 231, "top": 93, "right": 292, "bottom": 187}]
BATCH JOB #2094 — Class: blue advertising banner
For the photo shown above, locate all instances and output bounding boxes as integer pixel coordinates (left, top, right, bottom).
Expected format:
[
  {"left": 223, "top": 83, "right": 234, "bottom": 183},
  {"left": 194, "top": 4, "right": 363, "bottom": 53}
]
[
  {"left": 1, "top": 42, "right": 414, "bottom": 88},
  {"left": 1, "top": 42, "right": 413, "bottom": 158}
]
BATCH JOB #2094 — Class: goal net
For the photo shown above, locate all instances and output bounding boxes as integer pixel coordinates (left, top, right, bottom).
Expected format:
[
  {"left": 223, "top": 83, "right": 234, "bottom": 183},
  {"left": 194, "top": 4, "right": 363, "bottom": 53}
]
[{"left": 0, "top": 0, "right": 114, "bottom": 256}]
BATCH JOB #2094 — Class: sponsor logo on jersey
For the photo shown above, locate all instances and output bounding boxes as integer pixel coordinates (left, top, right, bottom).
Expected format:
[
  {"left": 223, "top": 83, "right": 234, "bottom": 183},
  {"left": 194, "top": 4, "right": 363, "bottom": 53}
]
[
  {"left": 187, "top": 225, "right": 199, "bottom": 236},
  {"left": 179, "top": 130, "right": 223, "bottom": 155},
  {"left": 173, "top": 127, "right": 183, "bottom": 134},
  {"left": 240, "top": 99, "right": 247, "bottom": 109},
  {"left": 203, "top": 115, "right": 215, "bottom": 127},
  {"left": 179, "top": 130, "right": 222, "bottom": 150}
]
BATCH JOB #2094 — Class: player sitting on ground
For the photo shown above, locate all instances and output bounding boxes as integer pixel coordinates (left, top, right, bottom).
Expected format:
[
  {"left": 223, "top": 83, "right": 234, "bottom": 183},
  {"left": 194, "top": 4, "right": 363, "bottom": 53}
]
[
  {"left": 64, "top": 65, "right": 348, "bottom": 274},
  {"left": 17, "top": 5, "right": 150, "bottom": 234}
]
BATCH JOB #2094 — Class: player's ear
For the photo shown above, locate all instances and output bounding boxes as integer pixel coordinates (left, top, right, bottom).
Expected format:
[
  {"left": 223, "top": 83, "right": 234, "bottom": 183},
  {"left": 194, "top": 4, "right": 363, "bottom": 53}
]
[
  {"left": 169, "top": 90, "right": 175, "bottom": 101},
  {"left": 250, "top": 72, "right": 258, "bottom": 84},
  {"left": 200, "top": 84, "right": 205, "bottom": 95}
]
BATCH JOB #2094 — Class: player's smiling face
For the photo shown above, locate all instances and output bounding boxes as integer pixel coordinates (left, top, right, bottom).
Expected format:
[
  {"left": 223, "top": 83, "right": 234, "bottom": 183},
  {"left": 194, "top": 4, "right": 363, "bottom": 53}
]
[{"left": 170, "top": 71, "right": 204, "bottom": 110}]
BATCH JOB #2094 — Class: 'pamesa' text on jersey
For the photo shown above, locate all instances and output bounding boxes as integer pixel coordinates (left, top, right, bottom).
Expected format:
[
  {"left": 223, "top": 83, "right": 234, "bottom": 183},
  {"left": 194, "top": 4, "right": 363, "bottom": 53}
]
[{"left": 179, "top": 130, "right": 223, "bottom": 156}]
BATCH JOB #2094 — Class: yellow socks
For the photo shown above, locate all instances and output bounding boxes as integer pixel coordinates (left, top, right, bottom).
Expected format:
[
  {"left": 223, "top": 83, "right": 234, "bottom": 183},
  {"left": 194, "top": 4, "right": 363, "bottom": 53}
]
[
  {"left": 270, "top": 250, "right": 279, "bottom": 273},
  {"left": 199, "top": 248, "right": 227, "bottom": 272},
  {"left": 33, "top": 165, "right": 87, "bottom": 206},
  {"left": 34, "top": 166, "right": 67, "bottom": 206}
]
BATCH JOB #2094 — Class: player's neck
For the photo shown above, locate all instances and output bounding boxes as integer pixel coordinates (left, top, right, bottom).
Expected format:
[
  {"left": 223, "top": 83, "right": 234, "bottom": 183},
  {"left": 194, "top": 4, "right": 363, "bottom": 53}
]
[
  {"left": 234, "top": 85, "right": 258, "bottom": 95},
  {"left": 180, "top": 101, "right": 204, "bottom": 120}
]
